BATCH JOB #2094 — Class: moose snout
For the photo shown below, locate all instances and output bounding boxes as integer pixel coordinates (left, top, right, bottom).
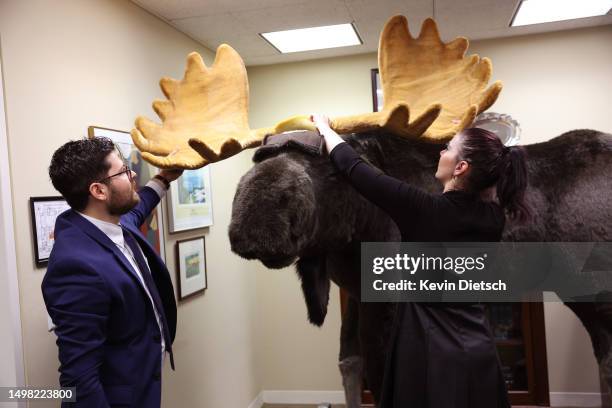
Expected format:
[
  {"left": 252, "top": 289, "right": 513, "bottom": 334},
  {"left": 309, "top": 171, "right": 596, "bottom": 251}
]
[{"left": 228, "top": 157, "right": 317, "bottom": 268}]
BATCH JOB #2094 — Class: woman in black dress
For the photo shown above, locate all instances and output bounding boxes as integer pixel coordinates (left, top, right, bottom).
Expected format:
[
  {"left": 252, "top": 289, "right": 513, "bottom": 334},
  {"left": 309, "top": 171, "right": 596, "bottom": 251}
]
[{"left": 311, "top": 114, "right": 530, "bottom": 408}]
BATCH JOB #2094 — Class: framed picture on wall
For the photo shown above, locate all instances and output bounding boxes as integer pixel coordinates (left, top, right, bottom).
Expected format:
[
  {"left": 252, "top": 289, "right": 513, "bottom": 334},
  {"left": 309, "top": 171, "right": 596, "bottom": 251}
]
[
  {"left": 371, "top": 68, "right": 383, "bottom": 112},
  {"left": 30, "top": 196, "right": 70, "bottom": 267},
  {"left": 176, "top": 236, "right": 207, "bottom": 300},
  {"left": 88, "top": 126, "right": 166, "bottom": 260},
  {"left": 167, "top": 167, "right": 213, "bottom": 233}
]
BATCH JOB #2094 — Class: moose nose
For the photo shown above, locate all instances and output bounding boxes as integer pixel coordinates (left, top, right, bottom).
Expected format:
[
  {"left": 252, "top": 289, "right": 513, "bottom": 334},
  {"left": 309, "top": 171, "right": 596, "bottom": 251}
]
[
  {"left": 229, "top": 190, "right": 298, "bottom": 258},
  {"left": 228, "top": 156, "right": 316, "bottom": 264}
]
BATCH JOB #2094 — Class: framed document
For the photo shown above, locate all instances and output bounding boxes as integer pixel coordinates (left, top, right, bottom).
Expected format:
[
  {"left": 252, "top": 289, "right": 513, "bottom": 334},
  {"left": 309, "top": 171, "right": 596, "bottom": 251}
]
[{"left": 30, "top": 196, "right": 69, "bottom": 267}]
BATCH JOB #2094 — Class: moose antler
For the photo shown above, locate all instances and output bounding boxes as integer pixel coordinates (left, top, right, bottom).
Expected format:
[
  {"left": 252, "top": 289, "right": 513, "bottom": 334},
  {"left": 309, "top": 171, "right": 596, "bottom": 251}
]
[
  {"left": 290, "top": 16, "right": 502, "bottom": 141},
  {"left": 133, "top": 15, "right": 502, "bottom": 169},
  {"left": 131, "top": 45, "right": 301, "bottom": 169},
  {"left": 377, "top": 16, "right": 502, "bottom": 141}
]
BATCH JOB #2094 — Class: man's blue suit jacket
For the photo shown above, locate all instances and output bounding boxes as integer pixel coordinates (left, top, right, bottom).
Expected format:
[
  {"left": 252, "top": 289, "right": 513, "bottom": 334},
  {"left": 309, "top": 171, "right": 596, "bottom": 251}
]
[{"left": 42, "top": 186, "right": 177, "bottom": 408}]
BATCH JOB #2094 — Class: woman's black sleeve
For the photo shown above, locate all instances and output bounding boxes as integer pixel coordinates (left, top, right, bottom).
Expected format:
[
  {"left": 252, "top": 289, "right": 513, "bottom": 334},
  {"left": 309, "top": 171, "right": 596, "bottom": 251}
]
[{"left": 329, "top": 142, "right": 435, "bottom": 222}]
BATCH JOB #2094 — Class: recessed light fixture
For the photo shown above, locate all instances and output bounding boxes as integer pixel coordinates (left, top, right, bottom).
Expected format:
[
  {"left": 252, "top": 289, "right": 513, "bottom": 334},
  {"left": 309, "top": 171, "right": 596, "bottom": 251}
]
[
  {"left": 511, "top": 0, "right": 612, "bottom": 27},
  {"left": 260, "top": 23, "right": 362, "bottom": 53}
]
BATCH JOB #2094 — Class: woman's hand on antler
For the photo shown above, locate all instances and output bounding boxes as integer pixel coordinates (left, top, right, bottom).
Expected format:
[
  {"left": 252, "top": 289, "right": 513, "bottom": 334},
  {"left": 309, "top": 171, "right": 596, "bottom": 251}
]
[
  {"left": 311, "top": 114, "right": 345, "bottom": 153},
  {"left": 310, "top": 114, "right": 331, "bottom": 131}
]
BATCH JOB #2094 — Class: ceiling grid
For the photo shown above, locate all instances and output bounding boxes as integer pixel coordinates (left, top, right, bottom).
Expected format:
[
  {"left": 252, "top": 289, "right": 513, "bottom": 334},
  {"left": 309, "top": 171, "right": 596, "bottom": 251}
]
[{"left": 132, "top": 0, "right": 612, "bottom": 65}]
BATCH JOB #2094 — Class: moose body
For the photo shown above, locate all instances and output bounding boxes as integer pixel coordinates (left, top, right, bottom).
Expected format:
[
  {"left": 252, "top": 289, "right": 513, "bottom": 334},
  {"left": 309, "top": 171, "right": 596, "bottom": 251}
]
[{"left": 229, "top": 129, "right": 612, "bottom": 405}]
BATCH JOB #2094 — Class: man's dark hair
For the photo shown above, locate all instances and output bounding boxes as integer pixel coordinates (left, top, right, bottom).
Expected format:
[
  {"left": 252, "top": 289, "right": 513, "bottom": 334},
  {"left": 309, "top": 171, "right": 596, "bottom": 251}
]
[{"left": 49, "top": 137, "right": 117, "bottom": 211}]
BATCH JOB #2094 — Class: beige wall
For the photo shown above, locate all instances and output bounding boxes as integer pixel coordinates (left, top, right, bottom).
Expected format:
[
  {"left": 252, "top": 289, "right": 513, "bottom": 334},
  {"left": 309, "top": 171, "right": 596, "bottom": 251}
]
[
  {"left": 248, "top": 25, "right": 612, "bottom": 395},
  {"left": 0, "top": 0, "right": 259, "bottom": 407},
  {"left": 248, "top": 54, "right": 377, "bottom": 392}
]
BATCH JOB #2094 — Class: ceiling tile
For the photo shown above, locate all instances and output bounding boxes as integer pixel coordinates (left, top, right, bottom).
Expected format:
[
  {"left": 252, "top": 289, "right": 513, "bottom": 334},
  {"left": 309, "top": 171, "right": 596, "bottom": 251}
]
[
  {"left": 346, "top": 0, "right": 432, "bottom": 34},
  {"left": 171, "top": 12, "right": 249, "bottom": 40},
  {"left": 134, "top": 0, "right": 307, "bottom": 20},
  {"left": 233, "top": 0, "right": 352, "bottom": 33}
]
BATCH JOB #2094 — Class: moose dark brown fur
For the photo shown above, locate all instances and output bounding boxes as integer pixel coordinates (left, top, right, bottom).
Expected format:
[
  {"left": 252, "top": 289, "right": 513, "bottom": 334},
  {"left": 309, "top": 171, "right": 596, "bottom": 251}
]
[{"left": 229, "top": 129, "right": 612, "bottom": 405}]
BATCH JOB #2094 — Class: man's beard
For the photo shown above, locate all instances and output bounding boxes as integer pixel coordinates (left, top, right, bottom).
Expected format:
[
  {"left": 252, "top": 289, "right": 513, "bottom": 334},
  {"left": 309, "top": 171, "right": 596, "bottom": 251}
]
[{"left": 108, "top": 184, "right": 140, "bottom": 216}]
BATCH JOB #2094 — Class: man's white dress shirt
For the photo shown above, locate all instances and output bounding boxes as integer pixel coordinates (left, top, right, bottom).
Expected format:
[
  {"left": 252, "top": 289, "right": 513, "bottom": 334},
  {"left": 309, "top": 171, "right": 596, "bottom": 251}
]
[{"left": 78, "top": 180, "right": 168, "bottom": 365}]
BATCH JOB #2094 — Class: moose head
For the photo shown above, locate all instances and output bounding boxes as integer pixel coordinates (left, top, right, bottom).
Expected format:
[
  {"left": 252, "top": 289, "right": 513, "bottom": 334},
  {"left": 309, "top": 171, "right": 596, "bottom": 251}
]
[{"left": 128, "top": 14, "right": 505, "bottom": 325}]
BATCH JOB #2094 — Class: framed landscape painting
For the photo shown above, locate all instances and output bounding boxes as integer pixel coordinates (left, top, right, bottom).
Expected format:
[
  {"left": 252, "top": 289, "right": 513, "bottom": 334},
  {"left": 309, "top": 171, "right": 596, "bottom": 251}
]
[
  {"left": 167, "top": 167, "right": 213, "bottom": 233},
  {"left": 176, "top": 236, "right": 207, "bottom": 299}
]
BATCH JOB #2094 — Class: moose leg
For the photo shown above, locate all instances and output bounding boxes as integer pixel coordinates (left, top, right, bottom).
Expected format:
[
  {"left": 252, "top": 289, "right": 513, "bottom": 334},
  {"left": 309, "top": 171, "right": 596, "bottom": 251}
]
[
  {"left": 595, "top": 302, "right": 612, "bottom": 407},
  {"left": 565, "top": 301, "right": 612, "bottom": 406},
  {"left": 339, "top": 296, "right": 362, "bottom": 408}
]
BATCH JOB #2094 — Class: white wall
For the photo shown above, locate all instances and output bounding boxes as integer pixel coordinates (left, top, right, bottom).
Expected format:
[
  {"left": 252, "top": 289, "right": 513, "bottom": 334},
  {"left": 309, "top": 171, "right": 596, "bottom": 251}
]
[{"left": 247, "top": 25, "right": 612, "bottom": 395}]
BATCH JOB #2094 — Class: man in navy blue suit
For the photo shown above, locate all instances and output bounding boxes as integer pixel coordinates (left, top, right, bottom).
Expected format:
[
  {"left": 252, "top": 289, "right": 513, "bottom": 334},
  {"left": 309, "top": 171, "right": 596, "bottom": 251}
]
[{"left": 42, "top": 137, "right": 183, "bottom": 407}]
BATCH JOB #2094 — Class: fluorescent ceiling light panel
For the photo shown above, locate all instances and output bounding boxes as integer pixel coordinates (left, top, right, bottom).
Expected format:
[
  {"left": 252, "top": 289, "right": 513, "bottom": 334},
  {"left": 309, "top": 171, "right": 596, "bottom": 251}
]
[
  {"left": 261, "top": 23, "right": 361, "bottom": 53},
  {"left": 512, "top": 0, "right": 612, "bottom": 26}
]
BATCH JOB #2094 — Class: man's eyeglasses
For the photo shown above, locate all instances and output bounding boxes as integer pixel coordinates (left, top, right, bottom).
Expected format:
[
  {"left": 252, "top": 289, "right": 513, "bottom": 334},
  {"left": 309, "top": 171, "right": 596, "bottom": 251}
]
[{"left": 98, "top": 166, "right": 133, "bottom": 183}]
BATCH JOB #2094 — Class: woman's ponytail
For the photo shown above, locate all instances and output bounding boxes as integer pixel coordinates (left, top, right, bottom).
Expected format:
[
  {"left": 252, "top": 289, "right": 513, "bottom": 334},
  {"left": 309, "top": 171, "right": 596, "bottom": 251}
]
[{"left": 459, "top": 128, "right": 532, "bottom": 224}]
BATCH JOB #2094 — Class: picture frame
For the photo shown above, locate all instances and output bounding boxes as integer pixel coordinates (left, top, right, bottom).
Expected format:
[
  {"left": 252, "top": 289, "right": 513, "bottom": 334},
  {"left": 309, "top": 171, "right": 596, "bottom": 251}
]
[
  {"left": 88, "top": 126, "right": 166, "bottom": 260},
  {"left": 371, "top": 68, "right": 383, "bottom": 112},
  {"left": 176, "top": 236, "right": 207, "bottom": 299},
  {"left": 167, "top": 167, "right": 214, "bottom": 233},
  {"left": 30, "top": 196, "right": 70, "bottom": 267}
]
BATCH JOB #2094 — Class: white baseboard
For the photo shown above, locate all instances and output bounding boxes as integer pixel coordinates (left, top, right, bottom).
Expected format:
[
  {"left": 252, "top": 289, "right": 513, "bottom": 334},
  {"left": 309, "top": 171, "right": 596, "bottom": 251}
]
[
  {"left": 550, "top": 392, "right": 603, "bottom": 407},
  {"left": 248, "top": 390, "right": 346, "bottom": 407},
  {"left": 249, "top": 390, "right": 606, "bottom": 407}
]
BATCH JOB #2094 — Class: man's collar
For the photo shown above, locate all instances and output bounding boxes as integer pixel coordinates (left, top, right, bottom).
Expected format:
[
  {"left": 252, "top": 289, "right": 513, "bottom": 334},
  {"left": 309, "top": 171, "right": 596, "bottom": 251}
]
[{"left": 77, "top": 211, "right": 125, "bottom": 247}]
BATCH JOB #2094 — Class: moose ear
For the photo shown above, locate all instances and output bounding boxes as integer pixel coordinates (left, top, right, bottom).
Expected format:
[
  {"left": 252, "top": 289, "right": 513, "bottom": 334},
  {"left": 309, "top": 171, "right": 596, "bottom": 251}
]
[{"left": 296, "top": 256, "right": 330, "bottom": 326}]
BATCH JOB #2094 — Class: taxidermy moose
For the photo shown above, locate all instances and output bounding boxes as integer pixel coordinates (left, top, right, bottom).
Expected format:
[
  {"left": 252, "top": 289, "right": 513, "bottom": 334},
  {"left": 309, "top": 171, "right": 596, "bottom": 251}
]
[{"left": 131, "top": 15, "right": 612, "bottom": 407}]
